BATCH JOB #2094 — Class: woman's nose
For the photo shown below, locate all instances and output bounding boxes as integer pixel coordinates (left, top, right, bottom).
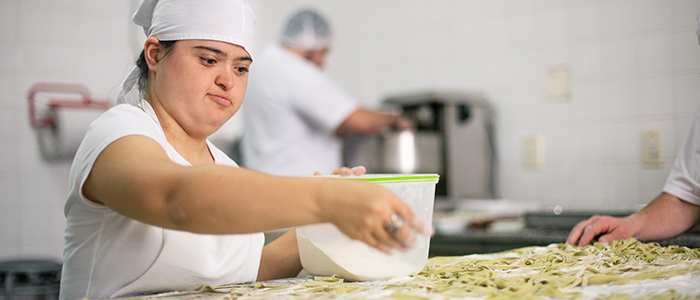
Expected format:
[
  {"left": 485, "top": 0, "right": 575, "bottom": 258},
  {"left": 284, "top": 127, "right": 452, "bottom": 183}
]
[{"left": 215, "top": 67, "right": 235, "bottom": 90}]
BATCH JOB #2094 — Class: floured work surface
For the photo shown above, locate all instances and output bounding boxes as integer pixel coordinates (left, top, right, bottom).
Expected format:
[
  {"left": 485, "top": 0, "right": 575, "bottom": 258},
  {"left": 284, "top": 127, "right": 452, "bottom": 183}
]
[{"left": 123, "top": 238, "right": 700, "bottom": 300}]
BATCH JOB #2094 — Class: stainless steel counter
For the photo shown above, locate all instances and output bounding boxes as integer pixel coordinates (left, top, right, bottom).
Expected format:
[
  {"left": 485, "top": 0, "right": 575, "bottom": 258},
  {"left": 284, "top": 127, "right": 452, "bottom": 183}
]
[
  {"left": 430, "top": 201, "right": 700, "bottom": 256},
  {"left": 429, "top": 228, "right": 700, "bottom": 256}
]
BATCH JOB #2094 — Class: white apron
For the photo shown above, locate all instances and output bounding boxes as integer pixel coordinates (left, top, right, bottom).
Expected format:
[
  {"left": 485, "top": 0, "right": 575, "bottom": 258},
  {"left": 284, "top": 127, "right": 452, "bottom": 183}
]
[
  {"left": 110, "top": 101, "right": 264, "bottom": 298},
  {"left": 111, "top": 229, "right": 263, "bottom": 298}
]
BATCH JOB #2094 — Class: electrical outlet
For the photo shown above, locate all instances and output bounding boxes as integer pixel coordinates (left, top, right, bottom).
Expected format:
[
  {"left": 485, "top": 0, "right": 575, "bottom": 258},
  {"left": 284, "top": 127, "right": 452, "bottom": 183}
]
[
  {"left": 523, "top": 134, "right": 544, "bottom": 170},
  {"left": 546, "top": 65, "right": 571, "bottom": 102},
  {"left": 642, "top": 130, "right": 664, "bottom": 168}
]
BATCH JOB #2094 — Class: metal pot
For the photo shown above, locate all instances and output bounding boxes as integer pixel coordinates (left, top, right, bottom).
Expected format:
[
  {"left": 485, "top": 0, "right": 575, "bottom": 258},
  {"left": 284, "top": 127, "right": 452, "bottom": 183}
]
[{"left": 343, "top": 130, "right": 443, "bottom": 175}]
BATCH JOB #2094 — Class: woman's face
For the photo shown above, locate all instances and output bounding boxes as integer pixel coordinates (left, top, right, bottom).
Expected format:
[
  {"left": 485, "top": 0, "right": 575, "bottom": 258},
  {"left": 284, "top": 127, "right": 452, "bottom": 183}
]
[{"left": 146, "top": 39, "right": 252, "bottom": 139}]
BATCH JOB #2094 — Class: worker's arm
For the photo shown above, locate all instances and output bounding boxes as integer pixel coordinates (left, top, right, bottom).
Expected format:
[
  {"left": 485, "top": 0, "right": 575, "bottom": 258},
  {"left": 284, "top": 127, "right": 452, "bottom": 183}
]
[
  {"left": 84, "top": 135, "right": 429, "bottom": 250},
  {"left": 258, "top": 166, "right": 368, "bottom": 281},
  {"left": 567, "top": 192, "right": 700, "bottom": 246},
  {"left": 335, "top": 108, "right": 413, "bottom": 136},
  {"left": 257, "top": 229, "right": 301, "bottom": 281}
]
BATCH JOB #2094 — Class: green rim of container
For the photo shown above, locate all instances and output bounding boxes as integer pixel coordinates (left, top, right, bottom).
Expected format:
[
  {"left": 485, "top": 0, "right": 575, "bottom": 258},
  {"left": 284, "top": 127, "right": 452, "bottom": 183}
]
[{"left": 325, "top": 174, "right": 440, "bottom": 183}]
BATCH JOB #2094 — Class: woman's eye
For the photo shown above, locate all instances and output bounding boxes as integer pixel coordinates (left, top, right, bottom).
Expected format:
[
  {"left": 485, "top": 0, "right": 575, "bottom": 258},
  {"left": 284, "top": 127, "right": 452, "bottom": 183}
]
[
  {"left": 236, "top": 67, "right": 249, "bottom": 74},
  {"left": 201, "top": 58, "right": 216, "bottom": 65}
]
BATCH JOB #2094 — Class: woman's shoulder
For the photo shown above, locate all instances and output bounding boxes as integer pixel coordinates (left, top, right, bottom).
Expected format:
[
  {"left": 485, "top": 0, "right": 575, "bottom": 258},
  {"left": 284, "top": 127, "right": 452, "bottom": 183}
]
[
  {"left": 77, "top": 103, "right": 164, "bottom": 157},
  {"left": 99, "top": 103, "right": 154, "bottom": 122},
  {"left": 88, "top": 104, "right": 159, "bottom": 135}
]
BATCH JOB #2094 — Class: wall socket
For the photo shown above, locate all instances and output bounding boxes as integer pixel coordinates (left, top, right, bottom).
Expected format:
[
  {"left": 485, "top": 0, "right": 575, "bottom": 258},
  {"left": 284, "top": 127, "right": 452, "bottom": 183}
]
[
  {"left": 523, "top": 134, "right": 545, "bottom": 170},
  {"left": 642, "top": 130, "right": 664, "bottom": 168},
  {"left": 546, "top": 65, "right": 571, "bottom": 102}
]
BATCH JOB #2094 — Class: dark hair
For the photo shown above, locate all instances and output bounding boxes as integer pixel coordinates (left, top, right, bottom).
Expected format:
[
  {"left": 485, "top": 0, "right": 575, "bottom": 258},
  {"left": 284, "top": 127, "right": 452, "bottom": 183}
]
[{"left": 135, "top": 40, "right": 177, "bottom": 93}]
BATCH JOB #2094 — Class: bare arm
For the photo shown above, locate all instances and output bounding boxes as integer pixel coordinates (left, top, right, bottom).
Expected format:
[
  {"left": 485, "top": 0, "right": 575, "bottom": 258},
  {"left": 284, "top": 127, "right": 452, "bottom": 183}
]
[
  {"left": 335, "top": 108, "right": 413, "bottom": 136},
  {"left": 567, "top": 192, "right": 700, "bottom": 246},
  {"left": 84, "top": 135, "right": 429, "bottom": 250},
  {"left": 257, "top": 229, "right": 301, "bottom": 281}
]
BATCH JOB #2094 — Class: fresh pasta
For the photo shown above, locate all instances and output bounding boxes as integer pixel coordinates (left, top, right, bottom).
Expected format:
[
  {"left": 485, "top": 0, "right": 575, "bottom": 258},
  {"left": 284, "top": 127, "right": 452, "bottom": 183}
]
[{"left": 139, "top": 238, "right": 700, "bottom": 299}]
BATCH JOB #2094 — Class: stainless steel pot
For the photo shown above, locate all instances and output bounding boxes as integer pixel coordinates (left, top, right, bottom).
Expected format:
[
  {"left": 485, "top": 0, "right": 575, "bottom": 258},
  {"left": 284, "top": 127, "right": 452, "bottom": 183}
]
[
  {"left": 343, "top": 130, "right": 443, "bottom": 175},
  {"left": 344, "top": 91, "right": 498, "bottom": 201}
]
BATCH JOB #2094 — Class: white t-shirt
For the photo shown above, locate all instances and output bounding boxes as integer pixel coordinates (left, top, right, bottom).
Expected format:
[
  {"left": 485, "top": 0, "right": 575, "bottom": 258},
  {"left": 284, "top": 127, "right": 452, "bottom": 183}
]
[
  {"left": 663, "top": 107, "right": 700, "bottom": 206},
  {"left": 60, "top": 101, "right": 264, "bottom": 300},
  {"left": 241, "top": 44, "right": 358, "bottom": 176}
]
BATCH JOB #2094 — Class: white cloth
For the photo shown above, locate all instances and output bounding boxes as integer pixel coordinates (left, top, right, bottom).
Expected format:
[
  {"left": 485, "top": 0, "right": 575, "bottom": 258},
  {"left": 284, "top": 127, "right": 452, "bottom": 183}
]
[
  {"left": 117, "top": 0, "right": 255, "bottom": 105},
  {"left": 663, "top": 107, "right": 700, "bottom": 206},
  {"left": 60, "top": 101, "right": 264, "bottom": 300},
  {"left": 241, "top": 44, "right": 357, "bottom": 176}
]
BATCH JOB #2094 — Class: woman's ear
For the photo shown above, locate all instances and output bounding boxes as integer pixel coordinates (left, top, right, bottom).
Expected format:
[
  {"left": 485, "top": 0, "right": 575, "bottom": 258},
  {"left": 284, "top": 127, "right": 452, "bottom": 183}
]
[{"left": 143, "top": 37, "right": 161, "bottom": 72}]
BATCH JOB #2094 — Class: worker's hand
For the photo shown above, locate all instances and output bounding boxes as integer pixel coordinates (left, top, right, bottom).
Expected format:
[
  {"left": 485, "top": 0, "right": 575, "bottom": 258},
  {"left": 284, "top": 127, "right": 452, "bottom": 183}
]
[
  {"left": 566, "top": 215, "right": 635, "bottom": 247},
  {"left": 393, "top": 115, "right": 414, "bottom": 131},
  {"left": 318, "top": 179, "right": 432, "bottom": 254},
  {"left": 314, "top": 166, "right": 366, "bottom": 176}
]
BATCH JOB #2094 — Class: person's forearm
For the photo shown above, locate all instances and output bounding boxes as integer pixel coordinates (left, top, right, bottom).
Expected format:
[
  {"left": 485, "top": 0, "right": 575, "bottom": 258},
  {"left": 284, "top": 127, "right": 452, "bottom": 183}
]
[
  {"left": 164, "top": 166, "right": 328, "bottom": 234},
  {"left": 88, "top": 135, "right": 416, "bottom": 252},
  {"left": 336, "top": 108, "right": 399, "bottom": 135},
  {"left": 87, "top": 136, "right": 328, "bottom": 235},
  {"left": 628, "top": 192, "right": 700, "bottom": 241},
  {"left": 257, "top": 229, "right": 302, "bottom": 281}
]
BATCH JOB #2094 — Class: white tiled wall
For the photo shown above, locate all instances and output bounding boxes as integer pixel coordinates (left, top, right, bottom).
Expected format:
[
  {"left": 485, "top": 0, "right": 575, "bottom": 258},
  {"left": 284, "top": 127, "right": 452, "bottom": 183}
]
[
  {"left": 252, "top": 0, "right": 700, "bottom": 211},
  {"left": 1, "top": 0, "right": 699, "bottom": 260},
  {"left": 0, "top": 0, "right": 134, "bottom": 260}
]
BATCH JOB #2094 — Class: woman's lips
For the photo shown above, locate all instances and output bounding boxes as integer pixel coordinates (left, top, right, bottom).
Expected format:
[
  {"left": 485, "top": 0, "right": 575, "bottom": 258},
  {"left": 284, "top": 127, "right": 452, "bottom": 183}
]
[{"left": 209, "top": 94, "right": 232, "bottom": 106}]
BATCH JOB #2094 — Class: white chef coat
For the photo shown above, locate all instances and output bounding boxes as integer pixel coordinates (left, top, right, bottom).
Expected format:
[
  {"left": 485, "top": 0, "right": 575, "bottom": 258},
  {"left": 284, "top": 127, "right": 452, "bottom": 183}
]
[
  {"left": 241, "top": 44, "right": 358, "bottom": 176},
  {"left": 60, "top": 100, "right": 264, "bottom": 300},
  {"left": 663, "top": 107, "right": 700, "bottom": 206}
]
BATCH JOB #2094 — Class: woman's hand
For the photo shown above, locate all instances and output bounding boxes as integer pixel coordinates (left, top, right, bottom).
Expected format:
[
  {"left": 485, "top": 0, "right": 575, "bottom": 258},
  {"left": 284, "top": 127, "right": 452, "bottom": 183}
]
[
  {"left": 316, "top": 178, "right": 432, "bottom": 254},
  {"left": 313, "top": 166, "right": 433, "bottom": 253},
  {"left": 314, "top": 166, "right": 366, "bottom": 176}
]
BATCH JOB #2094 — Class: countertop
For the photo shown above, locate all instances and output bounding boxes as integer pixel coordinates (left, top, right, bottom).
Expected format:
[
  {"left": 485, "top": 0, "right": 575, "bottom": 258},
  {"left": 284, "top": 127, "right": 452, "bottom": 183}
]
[
  {"left": 429, "top": 200, "right": 700, "bottom": 256},
  {"left": 429, "top": 228, "right": 700, "bottom": 256},
  {"left": 116, "top": 238, "right": 700, "bottom": 300},
  {"left": 118, "top": 275, "right": 700, "bottom": 300},
  {"left": 114, "top": 202, "right": 700, "bottom": 299}
]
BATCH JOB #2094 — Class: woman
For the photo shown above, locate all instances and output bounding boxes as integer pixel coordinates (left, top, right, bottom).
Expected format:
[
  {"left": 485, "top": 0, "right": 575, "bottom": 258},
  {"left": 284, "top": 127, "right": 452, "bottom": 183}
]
[{"left": 59, "top": 1, "right": 429, "bottom": 299}]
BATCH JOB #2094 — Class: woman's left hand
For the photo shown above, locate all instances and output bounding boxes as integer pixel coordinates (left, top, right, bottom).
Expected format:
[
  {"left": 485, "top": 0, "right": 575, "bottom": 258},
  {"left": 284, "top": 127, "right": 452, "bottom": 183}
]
[{"left": 314, "top": 166, "right": 366, "bottom": 176}]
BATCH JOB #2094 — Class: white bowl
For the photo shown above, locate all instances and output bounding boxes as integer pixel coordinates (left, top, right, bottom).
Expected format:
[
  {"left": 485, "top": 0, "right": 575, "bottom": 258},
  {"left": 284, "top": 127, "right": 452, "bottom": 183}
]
[{"left": 296, "top": 174, "right": 439, "bottom": 281}]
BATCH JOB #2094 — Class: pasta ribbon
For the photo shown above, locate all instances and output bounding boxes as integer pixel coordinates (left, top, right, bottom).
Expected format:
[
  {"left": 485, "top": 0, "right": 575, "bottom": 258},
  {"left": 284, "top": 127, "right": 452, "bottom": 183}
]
[{"left": 144, "top": 238, "right": 700, "bottom": 299}]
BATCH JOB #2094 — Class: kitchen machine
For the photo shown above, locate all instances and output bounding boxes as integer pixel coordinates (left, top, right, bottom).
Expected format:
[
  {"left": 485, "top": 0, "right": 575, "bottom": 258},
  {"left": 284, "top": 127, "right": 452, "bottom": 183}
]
[{"left": 343, "top": 91, "right": 498, "bottom": 202}]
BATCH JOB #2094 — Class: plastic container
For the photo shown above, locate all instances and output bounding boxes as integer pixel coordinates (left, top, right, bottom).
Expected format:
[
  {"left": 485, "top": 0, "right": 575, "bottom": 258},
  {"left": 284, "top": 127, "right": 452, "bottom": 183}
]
[{"left": 296, "top": 174, "right": 439, "bottom": 281}]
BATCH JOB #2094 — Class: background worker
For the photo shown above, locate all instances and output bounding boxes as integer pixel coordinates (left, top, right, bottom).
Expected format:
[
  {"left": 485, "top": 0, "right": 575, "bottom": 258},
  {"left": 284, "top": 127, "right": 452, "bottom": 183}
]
[
  {"left": 241, "top": 9, "right": 412, "bottom": 176},
  {"left": 567, "top": 13, "right": 700, "bottom": 247}
]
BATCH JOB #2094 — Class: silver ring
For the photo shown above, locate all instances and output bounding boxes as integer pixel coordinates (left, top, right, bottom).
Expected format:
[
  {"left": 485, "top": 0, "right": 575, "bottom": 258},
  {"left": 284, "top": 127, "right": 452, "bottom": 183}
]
[{"left": 384, "top": 213, "right": 405, "bottom": 237}]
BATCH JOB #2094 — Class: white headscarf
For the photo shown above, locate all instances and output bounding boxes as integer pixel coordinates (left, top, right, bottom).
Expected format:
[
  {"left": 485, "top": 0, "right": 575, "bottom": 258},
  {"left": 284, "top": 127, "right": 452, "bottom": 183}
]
[{"left": 117, "top": 0, "right": 255, "bottom": 105}]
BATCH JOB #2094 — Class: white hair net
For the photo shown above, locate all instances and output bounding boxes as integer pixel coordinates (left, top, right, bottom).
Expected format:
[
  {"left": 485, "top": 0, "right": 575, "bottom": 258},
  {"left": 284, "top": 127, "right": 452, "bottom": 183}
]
[
  {"left": 279, "top": 9, "right": 331, "bottom": 51},
  {"left": 117, "top": 0, "right": 255, "bottom": 105}
]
